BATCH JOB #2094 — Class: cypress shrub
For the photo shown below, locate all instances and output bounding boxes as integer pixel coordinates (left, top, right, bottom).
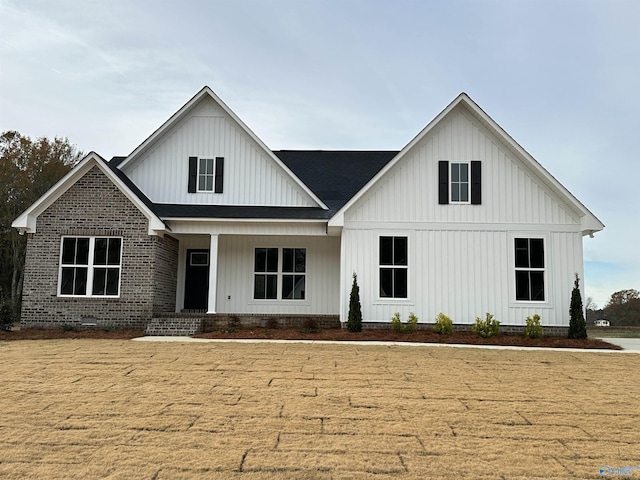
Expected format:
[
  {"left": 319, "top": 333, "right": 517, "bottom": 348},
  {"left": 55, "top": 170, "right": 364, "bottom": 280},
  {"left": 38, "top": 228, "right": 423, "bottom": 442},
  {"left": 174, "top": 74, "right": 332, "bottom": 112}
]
[
  {"left": 568, "top": 274, "right": 588, "bottom": 339},
  {"left": 347, "top": 273, "right": 363, "bottom": 332}
]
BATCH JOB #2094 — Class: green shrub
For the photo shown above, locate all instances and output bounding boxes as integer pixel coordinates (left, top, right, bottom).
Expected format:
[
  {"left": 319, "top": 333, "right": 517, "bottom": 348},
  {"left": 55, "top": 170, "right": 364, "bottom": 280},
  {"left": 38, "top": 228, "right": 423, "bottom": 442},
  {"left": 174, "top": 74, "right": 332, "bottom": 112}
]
[
  {"left": 433, "top": 312, "right": 453, "bottom": 334},
  {"left": 224, "top": 316, "right": 241, "bottom": 333},
  {"left": 473, "top": 313, "right": 500, "bottom": 338},
  {"left": 524, "top": 314, "right": 543, "bottom": 339},
  {"left": 347, "top": 273, "right": 363, "bottom": 332},
  {"left": 568, "top": 274, "right": 587, "bottom": 339},
  {"left": 0, "top": 300, "right": 14, "bottom": 331},
  {"left": 391, "top": 312, "right": 419, "bottom": 333},
  {"left": 300, "top": 317, "right": 319, "bottom": 333},
  {"left": 61, "top": 323, "right": 79, "bottom": 332}
]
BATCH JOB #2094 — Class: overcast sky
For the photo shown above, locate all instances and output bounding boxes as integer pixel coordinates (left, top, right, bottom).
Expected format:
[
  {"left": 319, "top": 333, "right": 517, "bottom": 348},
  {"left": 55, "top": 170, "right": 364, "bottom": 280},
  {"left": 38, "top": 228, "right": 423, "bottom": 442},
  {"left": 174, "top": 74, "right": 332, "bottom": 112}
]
[{"left": 1, "top": 0, "right": 638, "bottom": 308}]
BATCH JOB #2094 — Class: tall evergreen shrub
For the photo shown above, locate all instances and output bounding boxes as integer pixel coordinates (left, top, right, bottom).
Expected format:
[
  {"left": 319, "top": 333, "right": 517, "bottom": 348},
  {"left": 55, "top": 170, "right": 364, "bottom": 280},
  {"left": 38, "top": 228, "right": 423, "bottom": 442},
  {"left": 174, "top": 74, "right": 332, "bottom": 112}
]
[
  {"left": 347, "top": 273, "right": 363, "bottom": 332},
  {"left": 568, "top": 274, "right": 588, "bottom": 339}
]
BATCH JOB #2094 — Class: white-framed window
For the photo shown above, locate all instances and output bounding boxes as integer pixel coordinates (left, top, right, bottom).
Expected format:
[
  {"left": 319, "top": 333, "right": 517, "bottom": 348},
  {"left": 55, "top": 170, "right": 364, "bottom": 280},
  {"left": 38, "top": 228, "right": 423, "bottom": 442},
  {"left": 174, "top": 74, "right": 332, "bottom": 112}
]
[
  {"left": 450, "top": 162, "right": 470, "bottom": 203},
  {"left": 59, "top": 237, "right": 122, "bottom": 297},
  {"left": 197, "top": 158, "right": 215, "bottom": 192},
  {"left": 253, "top": 247, "right": 306, "bottom": 300},
  {"left": 379, "top": 236, "right": 408, "bottom": 299},
  {"left": 514, "top": 237, "right": 545, "bottom": 302}
]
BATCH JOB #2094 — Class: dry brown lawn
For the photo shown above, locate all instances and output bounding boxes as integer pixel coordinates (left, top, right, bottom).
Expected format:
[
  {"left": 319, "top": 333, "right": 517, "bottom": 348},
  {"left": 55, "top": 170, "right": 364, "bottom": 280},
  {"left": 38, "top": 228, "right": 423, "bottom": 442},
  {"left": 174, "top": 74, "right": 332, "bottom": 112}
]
[{"left": 0, "top": 340, "right": 638, "bottom": 479}]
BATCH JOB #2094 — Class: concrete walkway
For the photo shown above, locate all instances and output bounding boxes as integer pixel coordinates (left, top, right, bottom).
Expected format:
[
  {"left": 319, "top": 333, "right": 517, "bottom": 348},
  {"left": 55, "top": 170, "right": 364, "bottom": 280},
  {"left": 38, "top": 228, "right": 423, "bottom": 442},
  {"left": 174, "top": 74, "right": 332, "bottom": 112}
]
[
  {"left": 594, "top": 337, "right": 640, "bottom": 352},
  {"left": 133, "top": 336, "right": 639, "bottom": 353}
]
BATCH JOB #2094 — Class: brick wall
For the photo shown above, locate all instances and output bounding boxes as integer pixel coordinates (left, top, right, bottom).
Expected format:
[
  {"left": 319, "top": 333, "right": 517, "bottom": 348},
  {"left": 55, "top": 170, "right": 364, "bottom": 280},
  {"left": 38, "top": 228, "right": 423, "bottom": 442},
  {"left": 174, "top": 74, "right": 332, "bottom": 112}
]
[{"left": 20, "top": 166, "right": 178, "bottom": 329}]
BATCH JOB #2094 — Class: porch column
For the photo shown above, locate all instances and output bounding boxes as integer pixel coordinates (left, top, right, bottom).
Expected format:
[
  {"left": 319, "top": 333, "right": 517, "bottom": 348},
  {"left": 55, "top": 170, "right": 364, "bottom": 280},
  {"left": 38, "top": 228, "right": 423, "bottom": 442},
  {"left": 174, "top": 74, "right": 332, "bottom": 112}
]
[{"left": 207, "top": 234, "right": 219, "bottom": 314}]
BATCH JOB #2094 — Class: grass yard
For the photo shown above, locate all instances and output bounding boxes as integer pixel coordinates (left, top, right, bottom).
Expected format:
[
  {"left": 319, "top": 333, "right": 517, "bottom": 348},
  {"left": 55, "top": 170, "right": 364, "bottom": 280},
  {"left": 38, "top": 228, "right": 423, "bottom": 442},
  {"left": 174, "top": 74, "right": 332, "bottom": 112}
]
[{"left": 1, "top": 340, "right": 639, "bottom": 479}]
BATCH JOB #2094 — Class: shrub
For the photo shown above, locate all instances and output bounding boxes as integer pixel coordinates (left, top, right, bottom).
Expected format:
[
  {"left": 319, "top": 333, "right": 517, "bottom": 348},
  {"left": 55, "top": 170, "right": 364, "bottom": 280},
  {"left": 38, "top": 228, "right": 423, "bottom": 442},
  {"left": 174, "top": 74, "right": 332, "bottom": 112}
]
[
  {"left": 391, "top": 312, "right": 419, "bottom": 333},
  {"left": 0, "top": 300, "right": 14, "bottom": 331},
  {"left": 265, "top": 317, "right": 280, "bottom": 330},
  {"left": 347, "top": 273, "right": 363, "bottom": 332},
  {"left": 224, "top": 316, "right": 241, "bottom": 333},
  {"left": 568, "top": 274, "right": 587, "bottom": 339},
  {"left": 433, "top": 312, "right": 453, "bottom": 335},
  {"left": 300, "top": 317, "right": 319, "bottom": 333},
  {"left": 523, "top": 314, "right": 543, "bottom": 339},
  {"left": 61, "top": 323, "right": 79, "bottom": 332},
  {"left": 473, "top": 313, "right": 500, "bottom": 338}
]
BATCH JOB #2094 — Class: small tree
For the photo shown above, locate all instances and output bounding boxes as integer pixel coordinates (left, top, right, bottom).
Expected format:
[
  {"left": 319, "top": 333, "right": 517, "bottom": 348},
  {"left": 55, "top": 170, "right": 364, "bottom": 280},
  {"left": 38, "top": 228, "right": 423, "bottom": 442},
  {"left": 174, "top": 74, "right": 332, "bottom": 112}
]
[
  {"left": 347, "top": 273, "right": 362, "bottom": 332},
  {"left": 568, "top": 274, "right": 587, "bottom": 339}
]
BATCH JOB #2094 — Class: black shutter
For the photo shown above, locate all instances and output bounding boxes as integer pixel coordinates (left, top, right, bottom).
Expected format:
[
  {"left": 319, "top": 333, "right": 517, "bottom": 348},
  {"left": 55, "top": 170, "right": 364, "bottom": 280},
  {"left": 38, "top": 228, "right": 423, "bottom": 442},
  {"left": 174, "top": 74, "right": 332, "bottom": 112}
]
[
  {"left": 214, "top": 157, "right": 224, "bottom": 193},
  {"left": 188, "top": 156, "right": 197, "bottom": 193},
  {"left": 471, "top": 161, "right": 481, "bottom": 205},
  {"left": 438, "top": 161, "right": 449, "bottom": 204}
]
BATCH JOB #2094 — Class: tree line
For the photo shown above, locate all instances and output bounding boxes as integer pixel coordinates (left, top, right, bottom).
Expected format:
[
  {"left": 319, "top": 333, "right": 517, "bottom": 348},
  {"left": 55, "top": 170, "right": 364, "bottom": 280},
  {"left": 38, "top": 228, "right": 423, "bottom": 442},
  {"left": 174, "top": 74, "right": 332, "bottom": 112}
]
[
  {"left": 587, "top": 289, "right": 640, "bottom": 326},
  {"left": 0, "top": 131, "right": 82, "bottom": 327}
]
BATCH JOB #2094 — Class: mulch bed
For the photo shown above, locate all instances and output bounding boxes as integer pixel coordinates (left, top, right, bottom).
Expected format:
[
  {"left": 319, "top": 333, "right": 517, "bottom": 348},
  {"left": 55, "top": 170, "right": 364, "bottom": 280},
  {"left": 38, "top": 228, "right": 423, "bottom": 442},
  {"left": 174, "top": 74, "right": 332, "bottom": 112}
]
[{"left": 0, "top": 326, "right": 621, "bottom": 349}]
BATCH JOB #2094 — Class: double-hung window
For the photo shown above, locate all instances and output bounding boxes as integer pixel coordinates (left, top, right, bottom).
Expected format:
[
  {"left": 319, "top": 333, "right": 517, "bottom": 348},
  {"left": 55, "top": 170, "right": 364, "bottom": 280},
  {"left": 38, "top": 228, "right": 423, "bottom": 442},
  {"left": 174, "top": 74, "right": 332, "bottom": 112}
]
[
  {"left": 188, "top": 156, "right": 224, "bottom": 193},
  {"left": 198, "top": 158, "right": 215, "bottom": 192},
  {"left": 450, "top": 162, "right": 469, "bottom": 203},
  {"left": 254, "top": 247, "right": 306, "bottom": 300},
  {"left": 59, "top": 237, "right": 122, "bottom": 297},
  {"left": 379, "top": 236, "right": 408, "bottom": 298},
  {"left": 514, "top": 238, "right": 545, "bottom": 301}
]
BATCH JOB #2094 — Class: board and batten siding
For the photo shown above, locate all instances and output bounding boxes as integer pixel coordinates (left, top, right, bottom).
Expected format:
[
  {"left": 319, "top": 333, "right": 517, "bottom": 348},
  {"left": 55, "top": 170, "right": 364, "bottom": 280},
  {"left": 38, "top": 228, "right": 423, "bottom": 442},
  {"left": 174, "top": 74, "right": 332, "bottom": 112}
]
[
  {"left": 340, "top": 104, "right": 585, "bottom": 327},
  {"left": 176, "top": 235, "right": 340, "bottom": 314},
  {"left": 345, "top": 106, "right": 580, "bottom": 226},
  {"left": 341, "top": 228, "right": 583, "bottom": 326},
  {"left": 124, "top": 97, "right": 316, "bottom": 207}
]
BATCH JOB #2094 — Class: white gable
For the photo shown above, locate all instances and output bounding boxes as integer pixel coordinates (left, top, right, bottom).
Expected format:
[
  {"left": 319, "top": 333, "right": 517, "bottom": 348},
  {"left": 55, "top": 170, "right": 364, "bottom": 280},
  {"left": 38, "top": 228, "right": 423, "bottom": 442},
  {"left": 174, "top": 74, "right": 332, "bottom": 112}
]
[
  {"left": 333, "top": 94, "right": 603, "bottom": 236},
  {"left": 120, "top": 88, "right": 324, "bottom": 209},
  {"left": 345, "top": 105, "right": 582, "bottom": 227}
]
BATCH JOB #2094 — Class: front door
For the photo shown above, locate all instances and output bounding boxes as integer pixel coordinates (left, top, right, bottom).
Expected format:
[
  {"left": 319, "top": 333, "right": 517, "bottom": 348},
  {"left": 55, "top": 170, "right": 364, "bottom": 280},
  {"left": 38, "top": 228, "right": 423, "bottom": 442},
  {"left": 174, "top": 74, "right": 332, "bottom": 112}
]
[{"left": 184, "top": 249, "right": 209, "bottom": 310}]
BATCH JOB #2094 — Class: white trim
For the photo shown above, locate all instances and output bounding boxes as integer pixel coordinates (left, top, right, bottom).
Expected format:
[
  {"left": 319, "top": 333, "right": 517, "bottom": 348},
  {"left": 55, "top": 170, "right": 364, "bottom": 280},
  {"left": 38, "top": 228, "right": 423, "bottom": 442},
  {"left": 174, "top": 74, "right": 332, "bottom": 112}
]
[
  {"left": 343, "top": 222, "right": 581, "bottom": 232},
  {"left": 118, "top": 86, "right": 328, "bottom": 210},
  {"left": 12, "top": 152, "right": 166, "bottom": 236},
  {"left": 329, "top": 93, "right": 604, "bottom": 235},
  {"left": 250, "top": 244, "right": 309, "bottom": 304},
  {"left": 57, "top": 236, "right": 123, "bottom": 298},
  {"left": 449, "top": 162, "right": 470, "bottom": 204},
  {"left": 508, "top": 232, "right": 552, "bottom": 308},
  {"left": 196, "top": 157, "right": 216, "bottom": 193},
  {"left": 374, "top": 233, "right": 412, "bottom": 304}
]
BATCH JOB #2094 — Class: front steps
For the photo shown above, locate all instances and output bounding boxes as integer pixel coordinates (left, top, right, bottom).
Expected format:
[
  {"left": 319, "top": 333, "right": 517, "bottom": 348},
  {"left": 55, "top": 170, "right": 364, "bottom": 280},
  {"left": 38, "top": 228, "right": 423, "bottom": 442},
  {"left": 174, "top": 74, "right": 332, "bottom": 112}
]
[{"left": 144, "top": 317, "right": 204, "bottom": 336}]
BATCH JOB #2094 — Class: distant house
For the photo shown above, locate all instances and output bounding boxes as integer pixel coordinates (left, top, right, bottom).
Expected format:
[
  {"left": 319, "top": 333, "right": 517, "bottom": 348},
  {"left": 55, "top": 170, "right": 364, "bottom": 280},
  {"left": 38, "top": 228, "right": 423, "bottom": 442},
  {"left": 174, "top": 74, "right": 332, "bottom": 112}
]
[
  {"left": 594, "top": 319, "right": 610, "bottom": 327},
  {"left": 12, "top": 87, "right": 604, "bottom": 334}
]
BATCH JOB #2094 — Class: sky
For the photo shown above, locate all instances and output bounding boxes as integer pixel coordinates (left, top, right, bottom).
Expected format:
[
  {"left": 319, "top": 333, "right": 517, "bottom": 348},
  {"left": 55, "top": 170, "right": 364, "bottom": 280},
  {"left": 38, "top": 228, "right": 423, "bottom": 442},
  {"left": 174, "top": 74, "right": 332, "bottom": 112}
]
[{"left": 0, "top": 0, "right": 638, "bottom": 308}]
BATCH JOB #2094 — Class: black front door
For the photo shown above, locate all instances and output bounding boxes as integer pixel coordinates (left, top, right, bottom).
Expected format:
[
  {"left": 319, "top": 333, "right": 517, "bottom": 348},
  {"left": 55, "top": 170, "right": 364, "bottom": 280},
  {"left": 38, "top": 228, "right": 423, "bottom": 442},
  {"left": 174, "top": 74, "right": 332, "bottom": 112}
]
[{"left": 184, "top": 249, "right": 209, "bottom": 310}]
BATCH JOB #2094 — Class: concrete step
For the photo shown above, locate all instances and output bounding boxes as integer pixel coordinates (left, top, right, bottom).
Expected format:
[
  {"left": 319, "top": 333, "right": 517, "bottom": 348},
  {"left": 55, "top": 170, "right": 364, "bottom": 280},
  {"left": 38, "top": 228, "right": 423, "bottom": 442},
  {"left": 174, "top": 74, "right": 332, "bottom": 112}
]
[{"left": 145, "top": 317, "right": 204, "bottom": 336}]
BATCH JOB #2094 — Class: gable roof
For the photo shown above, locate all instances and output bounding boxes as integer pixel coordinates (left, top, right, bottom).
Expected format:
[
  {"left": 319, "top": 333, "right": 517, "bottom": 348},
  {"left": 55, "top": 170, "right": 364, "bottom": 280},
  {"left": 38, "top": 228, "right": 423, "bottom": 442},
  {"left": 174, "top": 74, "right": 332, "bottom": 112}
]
[
  {"left": 12, "top": 152, "right": 166, "bottom": 235},
  {"left": 116, "top": 86, "right": 328, "bottom": 210},
  {"left": 328, "top": 93, "right": 605, "bottom": 236},
  {"left": 112, "top": 151, "right": 396, "bottom": 221}
]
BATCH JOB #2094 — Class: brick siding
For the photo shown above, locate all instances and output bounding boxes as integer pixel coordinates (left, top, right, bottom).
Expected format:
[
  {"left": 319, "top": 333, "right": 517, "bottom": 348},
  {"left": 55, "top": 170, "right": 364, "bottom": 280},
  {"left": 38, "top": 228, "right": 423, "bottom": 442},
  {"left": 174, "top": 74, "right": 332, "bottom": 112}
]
[{"left": 20, "top": 166, "right": 178, "bottom": 329}]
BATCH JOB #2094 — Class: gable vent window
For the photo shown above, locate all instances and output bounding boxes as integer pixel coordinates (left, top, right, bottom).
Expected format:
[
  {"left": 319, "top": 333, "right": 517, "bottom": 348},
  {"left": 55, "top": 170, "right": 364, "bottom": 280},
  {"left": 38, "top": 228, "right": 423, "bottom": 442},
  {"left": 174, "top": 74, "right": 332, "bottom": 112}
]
[
  {"left": 439, "top": 160, "right": 481, "bottom": 205},
  {"left": 188, "top": 156, "right": 224, "bottom": 193}
]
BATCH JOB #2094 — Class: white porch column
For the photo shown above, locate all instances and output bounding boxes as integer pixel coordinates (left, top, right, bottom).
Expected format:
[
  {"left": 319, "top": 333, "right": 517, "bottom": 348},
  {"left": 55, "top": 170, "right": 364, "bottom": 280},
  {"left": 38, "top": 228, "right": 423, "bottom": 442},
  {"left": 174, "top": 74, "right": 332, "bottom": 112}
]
[{"left": 207, "top": 234, "right": 219, "bottom": 314}]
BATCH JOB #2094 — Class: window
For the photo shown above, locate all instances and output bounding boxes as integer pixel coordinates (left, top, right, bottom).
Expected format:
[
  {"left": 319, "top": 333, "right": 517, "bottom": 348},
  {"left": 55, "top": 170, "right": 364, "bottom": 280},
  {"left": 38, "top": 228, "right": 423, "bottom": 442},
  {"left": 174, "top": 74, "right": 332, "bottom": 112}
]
[
  {"left": 438, "top": 160, "right": 481, "bottom": 204},
  {"left": 514, "top": 238, "right": 545, "bottom": 301},
  {"left": 253, "top": 247, "right": 306, "bottom": 300},
  {"left": 379, "top": 236, "right": 408, "bottom": 298},
  {"left": 450, "top": 162, "right": 469, "bottom": 203},
  {"left": 188, "top": 156, "right": 224, "bottom": 193},
  {"left": 198, "top": 158, "right": 215, "bottom": 191},
  {"left": 59, "top": 237, "right": 122, "bottom": 297},
  {"left": 282, "top": 248, "right": 306, "bottom": 300}
]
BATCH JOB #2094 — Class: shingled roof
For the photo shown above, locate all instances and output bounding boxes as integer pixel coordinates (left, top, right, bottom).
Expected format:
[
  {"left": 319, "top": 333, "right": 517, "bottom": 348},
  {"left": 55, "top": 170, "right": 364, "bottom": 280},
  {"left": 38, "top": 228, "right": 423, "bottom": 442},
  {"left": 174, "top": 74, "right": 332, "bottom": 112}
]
[{"left": 107, "top": 151, "right": 397, "bottom": 220}]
